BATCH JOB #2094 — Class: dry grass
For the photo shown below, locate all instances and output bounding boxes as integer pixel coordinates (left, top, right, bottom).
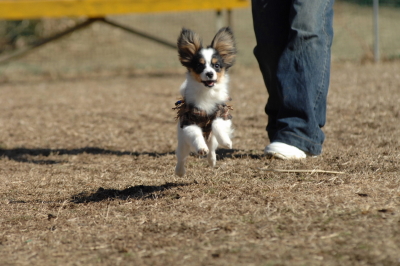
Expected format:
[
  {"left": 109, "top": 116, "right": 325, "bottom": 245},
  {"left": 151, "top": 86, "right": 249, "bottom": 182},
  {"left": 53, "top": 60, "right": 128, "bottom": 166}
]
[{"left": 1, "top": 60, "right": 400, "bottom": 266}]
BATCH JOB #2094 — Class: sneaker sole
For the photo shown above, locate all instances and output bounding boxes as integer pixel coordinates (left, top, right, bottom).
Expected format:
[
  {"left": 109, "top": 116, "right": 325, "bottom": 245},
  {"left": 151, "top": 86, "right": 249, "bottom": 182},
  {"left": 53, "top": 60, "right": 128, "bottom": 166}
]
[{"left": 265, "top": 151, "right": 316, "bottom": 160}]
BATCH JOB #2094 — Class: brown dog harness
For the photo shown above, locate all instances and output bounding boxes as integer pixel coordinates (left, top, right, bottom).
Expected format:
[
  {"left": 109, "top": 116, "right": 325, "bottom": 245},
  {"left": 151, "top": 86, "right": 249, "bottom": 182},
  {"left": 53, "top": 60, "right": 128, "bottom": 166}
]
[{"left": 173, "top": 98, "right": 233, "bottom": 140}]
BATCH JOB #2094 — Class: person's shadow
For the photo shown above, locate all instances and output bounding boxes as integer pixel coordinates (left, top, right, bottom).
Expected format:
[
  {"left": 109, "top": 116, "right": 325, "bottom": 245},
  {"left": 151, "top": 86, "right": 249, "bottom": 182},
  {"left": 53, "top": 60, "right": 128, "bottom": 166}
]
[
  {"left": 0, "top": 147, "right": 263, "bottom": 165},
  {"left": 0, "top": 147, "right": 174, "bottom": 164}
]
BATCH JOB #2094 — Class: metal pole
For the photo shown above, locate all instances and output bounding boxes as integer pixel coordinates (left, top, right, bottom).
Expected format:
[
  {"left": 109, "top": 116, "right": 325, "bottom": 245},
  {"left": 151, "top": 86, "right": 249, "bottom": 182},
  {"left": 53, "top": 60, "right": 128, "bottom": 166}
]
[
  {"left": 373, "top": 0, "right": 380, "bottom": 62},
  {"left": 0, "top": 18, "right": 98, "bottom": 64},
  {"left": 216, "top": 10, "right": 223, "bottom": 31},
  {"left": 227, "top": 9, "right": 233, "bottom": 28},
  {"left": 99, "top": 18, "right": 176, "bottom": 49}
]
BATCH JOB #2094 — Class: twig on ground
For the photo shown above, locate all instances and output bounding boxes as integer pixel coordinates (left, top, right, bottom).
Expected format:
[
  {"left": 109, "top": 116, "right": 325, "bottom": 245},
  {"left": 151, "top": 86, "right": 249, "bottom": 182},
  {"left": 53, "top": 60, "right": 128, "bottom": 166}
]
[
  {"left": 54, "top": 200, "right": 68, "bottom": 221},
  {"left": 105, "top": 203, "right": 110, "bottom": 220},
  {"left": 258, "top": 168, "right": 345, "bottom": 174},
  {"left": 205, "top": 228, "right": 221, "bottom": 233}
]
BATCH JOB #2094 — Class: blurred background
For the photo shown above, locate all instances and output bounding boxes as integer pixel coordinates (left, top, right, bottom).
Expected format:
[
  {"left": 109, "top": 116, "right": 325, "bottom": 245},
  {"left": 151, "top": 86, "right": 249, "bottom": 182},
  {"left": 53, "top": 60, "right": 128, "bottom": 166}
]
[{"left": 0, "top": 0, "right": 399, "bottom": 82}]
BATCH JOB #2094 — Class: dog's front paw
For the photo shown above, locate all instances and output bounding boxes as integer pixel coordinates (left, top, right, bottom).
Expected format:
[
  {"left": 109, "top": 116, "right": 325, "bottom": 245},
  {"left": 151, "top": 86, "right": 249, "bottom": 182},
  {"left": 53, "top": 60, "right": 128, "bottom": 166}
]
[
  {"left": 175, "top": 163, "right": 186, "bottom": 177},
  {"left": 197, "top": 147, "right": 209, "bottom": 156},
  {"left": 207, "top": 152, "right": 216, "bottom": 167},
  {"left": 219, "top": 139, "right": 232, "bottom": 149}
]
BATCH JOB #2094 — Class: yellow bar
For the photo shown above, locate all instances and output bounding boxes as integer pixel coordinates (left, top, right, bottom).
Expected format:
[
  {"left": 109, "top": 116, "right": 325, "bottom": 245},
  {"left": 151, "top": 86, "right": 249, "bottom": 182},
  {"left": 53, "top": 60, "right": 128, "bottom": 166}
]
[{"left": 0, "top": 0, "right": 249, "bottom": 20}]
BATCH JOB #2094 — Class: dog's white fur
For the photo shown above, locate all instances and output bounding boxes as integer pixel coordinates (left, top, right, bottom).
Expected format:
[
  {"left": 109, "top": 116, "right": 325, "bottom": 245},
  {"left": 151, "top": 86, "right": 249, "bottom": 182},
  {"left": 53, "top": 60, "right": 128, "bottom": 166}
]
[{"left": 175, "top": 29, "right": 236, "bottom": 177}]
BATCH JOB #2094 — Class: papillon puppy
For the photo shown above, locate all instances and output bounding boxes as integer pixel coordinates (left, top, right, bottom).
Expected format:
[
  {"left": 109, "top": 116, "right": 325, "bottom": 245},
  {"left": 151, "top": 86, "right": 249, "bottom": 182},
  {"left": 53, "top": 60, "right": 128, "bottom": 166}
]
[{"left": 174, "top": 27, "right": 237, "bottom": 177}]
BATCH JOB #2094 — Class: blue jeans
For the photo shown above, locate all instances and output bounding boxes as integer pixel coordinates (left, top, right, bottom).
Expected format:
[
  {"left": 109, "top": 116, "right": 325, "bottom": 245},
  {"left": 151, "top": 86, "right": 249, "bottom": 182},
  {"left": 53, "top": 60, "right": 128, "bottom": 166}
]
[{"left": 252, "top": 0, "right": 334, "bottom": 155}]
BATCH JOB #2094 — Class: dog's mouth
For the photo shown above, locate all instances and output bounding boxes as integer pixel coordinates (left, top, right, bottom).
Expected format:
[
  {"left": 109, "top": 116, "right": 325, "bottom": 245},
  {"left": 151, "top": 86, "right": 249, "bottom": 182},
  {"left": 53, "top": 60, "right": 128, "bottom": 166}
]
[{"left": 202, "top": 80, "right": 217, "bottom": 88}]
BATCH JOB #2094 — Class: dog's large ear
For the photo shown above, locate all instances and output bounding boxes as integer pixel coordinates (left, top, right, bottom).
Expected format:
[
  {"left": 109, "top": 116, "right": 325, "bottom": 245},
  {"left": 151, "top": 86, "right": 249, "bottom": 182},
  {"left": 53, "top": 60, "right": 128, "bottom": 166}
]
[
  {"left": 177, "top": 28, "right": 202, "bottom": 67},
  {"left": 210, "top": 27, "right": 236, "bottom": 69}
]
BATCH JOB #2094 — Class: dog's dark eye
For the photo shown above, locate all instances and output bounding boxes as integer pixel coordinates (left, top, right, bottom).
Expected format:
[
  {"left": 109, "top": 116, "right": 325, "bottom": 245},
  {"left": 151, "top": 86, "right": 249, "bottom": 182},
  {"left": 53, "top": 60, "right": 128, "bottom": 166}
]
[
  {"left": 214, "top": 64, "right": 220, "bottom": 69},
  {"left": 195, "top": 63, "right": 204, "bottom": 72}
]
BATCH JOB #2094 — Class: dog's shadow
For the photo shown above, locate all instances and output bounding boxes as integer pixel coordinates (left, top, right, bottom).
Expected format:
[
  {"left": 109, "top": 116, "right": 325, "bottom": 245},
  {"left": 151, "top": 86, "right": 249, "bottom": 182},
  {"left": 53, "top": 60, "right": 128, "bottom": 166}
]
[
  {"left": 216, "top": 149, "right": 263, "bottom": 160},
  {"left": 71, "top": 182, "right": 189, "bottom": 203},
  {"left": 7, "top": 182, "right": 190, "bottom": 204},
  {"left": 0, "top": 147, "right": 263, "bottom": 165}
]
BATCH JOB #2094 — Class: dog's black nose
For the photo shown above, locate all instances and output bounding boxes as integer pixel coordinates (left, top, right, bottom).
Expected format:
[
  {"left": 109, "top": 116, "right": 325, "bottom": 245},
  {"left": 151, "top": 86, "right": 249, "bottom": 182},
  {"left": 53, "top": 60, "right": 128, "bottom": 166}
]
[{"left": 206, "top": 72, "right": 214, "bottom": 79}]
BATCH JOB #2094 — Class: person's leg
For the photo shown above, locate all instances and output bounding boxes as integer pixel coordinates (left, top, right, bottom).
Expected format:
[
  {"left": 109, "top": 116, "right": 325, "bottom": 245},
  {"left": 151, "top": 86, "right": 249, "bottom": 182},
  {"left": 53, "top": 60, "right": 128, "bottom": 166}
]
[
  {"left": 252, "top": 0, "right": 335, "bottom": 157},
  {"left": 252, "top": 0, "right": 291, "bottom": 140}
]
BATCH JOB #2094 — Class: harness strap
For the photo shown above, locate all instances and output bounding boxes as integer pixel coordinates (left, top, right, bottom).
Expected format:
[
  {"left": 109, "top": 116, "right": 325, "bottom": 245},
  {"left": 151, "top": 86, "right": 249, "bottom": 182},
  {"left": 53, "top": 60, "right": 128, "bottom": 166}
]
[{"left": 173, "top": 98, "right": 233, "bottom": 140}]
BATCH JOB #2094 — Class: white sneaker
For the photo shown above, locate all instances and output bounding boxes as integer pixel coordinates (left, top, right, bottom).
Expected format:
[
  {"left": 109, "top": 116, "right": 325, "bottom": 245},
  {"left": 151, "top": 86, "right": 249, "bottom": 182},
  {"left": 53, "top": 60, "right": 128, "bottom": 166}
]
[{"left": 264, "top": 142, "right": 307, "bottom": 160}]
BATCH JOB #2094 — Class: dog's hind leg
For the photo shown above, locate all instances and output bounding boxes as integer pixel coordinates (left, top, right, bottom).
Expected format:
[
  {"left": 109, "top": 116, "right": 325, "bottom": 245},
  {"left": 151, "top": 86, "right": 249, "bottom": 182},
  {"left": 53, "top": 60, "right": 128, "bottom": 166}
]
[
  {"left": 175, "top": 141, "right": 190, "bottom": 177},
  {"left": 206, "top": 136, "right": 218, "bottom": 167}
]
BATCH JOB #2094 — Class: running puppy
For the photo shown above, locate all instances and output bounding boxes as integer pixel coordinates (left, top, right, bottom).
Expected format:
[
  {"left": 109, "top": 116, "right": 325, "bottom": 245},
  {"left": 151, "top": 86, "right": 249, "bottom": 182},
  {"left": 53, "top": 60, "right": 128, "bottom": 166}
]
[{"left": 174, "top": 27, "right": 236, "bottom": 177}]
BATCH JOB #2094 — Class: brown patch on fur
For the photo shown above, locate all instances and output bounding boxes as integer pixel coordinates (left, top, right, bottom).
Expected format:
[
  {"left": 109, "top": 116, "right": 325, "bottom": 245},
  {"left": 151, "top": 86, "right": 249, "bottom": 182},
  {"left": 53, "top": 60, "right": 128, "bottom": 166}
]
[
  {"left": 211, "top": 27, "right": 236, "bottom": 68},
  {"left": 216, "top": 68, "right": 225, "bottom": 83},
  {"left": 177, "top": 28, "right": 202, "bottom": 66},
  {"left": 212, "top": 58, "right": 218, "bottom": 64},
  {"left": 199, "top": 58, "right": 205, "bottom": 65},
  {"left": 189, "top": 69, "right": 202, "bottom": 83}
]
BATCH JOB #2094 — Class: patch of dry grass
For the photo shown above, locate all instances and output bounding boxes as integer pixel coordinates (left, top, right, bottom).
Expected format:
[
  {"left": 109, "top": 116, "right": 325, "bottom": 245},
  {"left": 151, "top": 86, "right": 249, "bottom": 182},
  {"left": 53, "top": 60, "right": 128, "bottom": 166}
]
[{"left": 1, "top": 61, "right": 400, "bottom": 265}]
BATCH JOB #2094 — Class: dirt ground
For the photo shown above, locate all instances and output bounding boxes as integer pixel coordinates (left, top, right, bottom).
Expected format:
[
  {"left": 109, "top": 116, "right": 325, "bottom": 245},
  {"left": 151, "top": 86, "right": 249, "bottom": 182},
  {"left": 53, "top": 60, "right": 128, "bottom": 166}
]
[{"left": 0, "top": 61, "right": 399, "bottom": 266}]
